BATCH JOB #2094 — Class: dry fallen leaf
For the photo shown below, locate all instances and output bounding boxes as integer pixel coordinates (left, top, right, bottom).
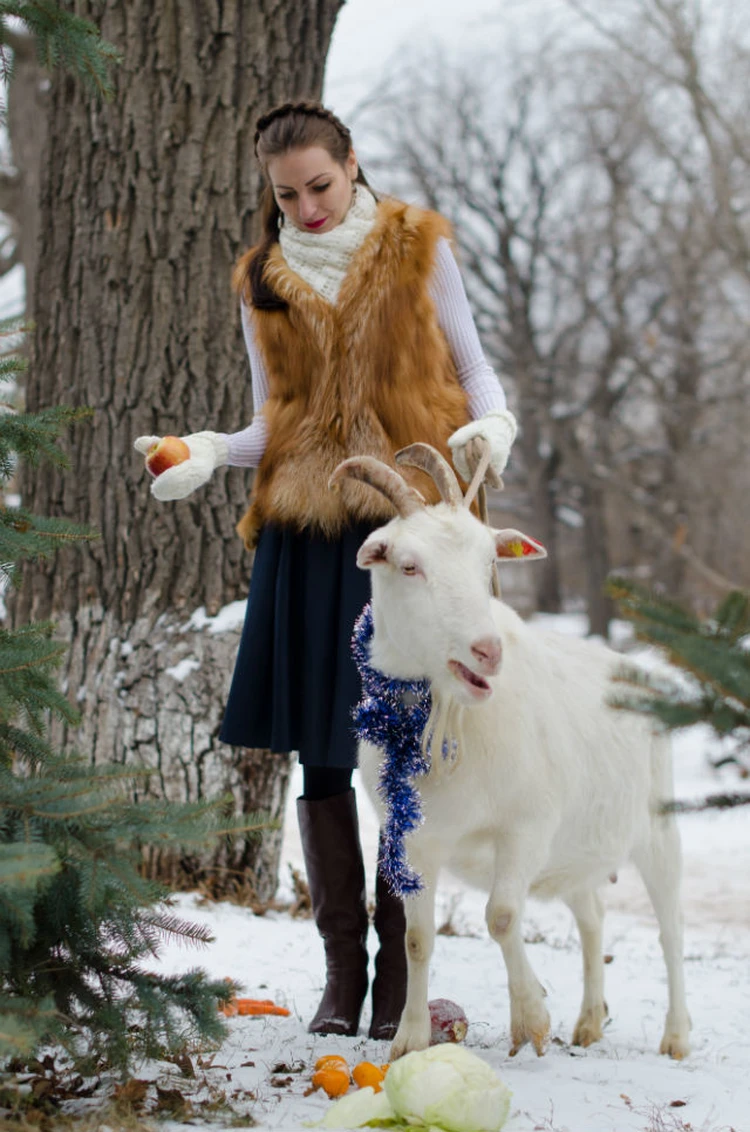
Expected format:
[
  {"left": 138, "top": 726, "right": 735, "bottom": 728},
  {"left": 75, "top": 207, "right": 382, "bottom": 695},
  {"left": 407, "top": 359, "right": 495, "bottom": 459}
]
[
  {"left": 170, "top": 1052, "right": 195, "bottom": 1078},
  {"left": 155, "top": 1085, "right": 193, "bottom": 1117},
  {"left": 113, "top": 1078, "right": 149, "bottom": 1106}
]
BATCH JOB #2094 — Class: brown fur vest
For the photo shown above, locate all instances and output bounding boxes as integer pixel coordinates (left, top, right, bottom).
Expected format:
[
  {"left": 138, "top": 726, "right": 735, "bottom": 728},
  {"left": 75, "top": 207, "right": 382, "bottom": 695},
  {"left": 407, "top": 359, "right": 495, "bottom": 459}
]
[{"left": 237, "top": 198, "right": 471, "bottom": 548}]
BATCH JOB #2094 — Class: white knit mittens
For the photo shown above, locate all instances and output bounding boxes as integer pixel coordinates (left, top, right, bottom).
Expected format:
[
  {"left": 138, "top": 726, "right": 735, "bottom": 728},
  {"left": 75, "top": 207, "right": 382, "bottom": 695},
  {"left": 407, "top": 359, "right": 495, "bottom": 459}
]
[
  {"left": 134, "top": 431, "right": 229, "bottom": 501},
  {"left": 448, "top": 409, "right": 518, "bottom": 482}
]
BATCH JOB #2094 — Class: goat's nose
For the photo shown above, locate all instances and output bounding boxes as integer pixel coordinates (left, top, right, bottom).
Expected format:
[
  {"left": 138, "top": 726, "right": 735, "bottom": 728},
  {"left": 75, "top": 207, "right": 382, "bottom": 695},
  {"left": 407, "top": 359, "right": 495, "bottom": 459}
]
[{"left": 471, "top": 635, "right": 502, "bottom": 673}]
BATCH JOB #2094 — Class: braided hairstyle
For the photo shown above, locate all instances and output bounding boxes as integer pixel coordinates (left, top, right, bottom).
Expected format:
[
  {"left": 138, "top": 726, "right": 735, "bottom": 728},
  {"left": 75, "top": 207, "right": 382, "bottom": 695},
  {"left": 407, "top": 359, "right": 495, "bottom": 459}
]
[
  {"left": 234, "top": 100, "right": 373, "bottom": 311},
  {"left": 253, "top": 100, "right": 353, "bottom": 161}
]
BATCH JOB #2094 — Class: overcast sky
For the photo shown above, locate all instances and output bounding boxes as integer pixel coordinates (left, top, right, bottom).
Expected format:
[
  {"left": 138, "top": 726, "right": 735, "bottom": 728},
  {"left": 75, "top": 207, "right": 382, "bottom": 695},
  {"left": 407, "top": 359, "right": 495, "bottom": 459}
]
[{"left": 323, "top": 0, "right": 571, "bottom": 115}]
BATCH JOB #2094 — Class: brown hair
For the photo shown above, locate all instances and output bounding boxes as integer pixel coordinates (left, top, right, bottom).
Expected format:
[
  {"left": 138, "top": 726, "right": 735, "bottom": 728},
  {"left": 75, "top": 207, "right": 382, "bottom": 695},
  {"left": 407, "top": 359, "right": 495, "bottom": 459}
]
[{"left": 234, "top": 100, "right": 373, "bottom": 311}]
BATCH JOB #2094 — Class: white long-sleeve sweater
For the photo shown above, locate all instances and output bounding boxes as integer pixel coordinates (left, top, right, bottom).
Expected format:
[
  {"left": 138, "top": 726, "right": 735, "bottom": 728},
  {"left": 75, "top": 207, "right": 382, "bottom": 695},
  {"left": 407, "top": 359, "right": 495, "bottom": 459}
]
[{"left": 222, "top": 237, "right": 507, "bottom": 467}]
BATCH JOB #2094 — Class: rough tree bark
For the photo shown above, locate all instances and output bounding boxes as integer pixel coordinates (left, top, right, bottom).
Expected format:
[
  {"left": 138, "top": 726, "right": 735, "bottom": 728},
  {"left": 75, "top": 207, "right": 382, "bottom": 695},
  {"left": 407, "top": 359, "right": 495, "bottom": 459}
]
[
  {"left": 2, "top": 31, "right": 47, "bottom": 292},
  {"left": 579, "top": 477, "right": 614, "bottom": 638},
  {"left": 15, "top": 0, "right": 346, "bottom": 902},
  {"left": 518, "top": 404, "right": 562, "bottom": 614}
]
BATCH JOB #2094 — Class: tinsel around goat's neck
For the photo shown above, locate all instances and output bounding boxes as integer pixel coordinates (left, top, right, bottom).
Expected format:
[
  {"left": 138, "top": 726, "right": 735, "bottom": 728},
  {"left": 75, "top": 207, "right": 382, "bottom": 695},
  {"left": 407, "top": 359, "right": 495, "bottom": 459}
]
[{"left": 351, "top": 603, "right": 436, "bottom": 896}]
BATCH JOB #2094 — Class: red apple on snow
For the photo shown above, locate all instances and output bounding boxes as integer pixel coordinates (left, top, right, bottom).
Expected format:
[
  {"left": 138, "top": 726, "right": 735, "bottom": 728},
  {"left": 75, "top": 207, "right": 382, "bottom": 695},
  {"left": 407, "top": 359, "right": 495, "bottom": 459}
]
[
  {"left": 145, "top": 435, "right": 190, "bottom": 478},
  {"left": 429, "top": 998, "right": 469, "bottom": 1044}
]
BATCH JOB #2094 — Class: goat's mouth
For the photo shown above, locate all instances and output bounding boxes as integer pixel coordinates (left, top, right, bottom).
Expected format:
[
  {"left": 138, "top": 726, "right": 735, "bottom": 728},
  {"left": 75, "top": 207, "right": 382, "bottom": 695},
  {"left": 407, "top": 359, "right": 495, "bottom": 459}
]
[{"left": 448, "top": 659, "right": 492, "bottom": 700}]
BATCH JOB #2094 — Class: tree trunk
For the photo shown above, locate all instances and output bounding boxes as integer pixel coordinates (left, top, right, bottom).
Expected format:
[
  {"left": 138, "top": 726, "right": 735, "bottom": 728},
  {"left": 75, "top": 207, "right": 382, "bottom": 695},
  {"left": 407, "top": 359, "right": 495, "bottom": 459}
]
[
  {"left": 519, "top": 406, "right": 563, "bottom": 613},
  {"left": 4, "top": 32, "right": 47, "bottom": 294},
  {"left": 15, "top": 0, "right": 345, "bottom": 897},
  {"left": 580, "top": 478, "right": 615, "bottom": 638}
]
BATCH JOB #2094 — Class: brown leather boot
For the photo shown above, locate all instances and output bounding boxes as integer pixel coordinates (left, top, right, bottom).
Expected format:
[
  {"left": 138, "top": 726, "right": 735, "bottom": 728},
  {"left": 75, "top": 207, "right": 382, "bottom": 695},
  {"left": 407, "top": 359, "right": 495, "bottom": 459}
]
[
  {"left": 297, "top": 790, "right": 369, "bottom": 1036},
  {"left": 368, "top": 846, "right": 407, "bottom": 1040}
]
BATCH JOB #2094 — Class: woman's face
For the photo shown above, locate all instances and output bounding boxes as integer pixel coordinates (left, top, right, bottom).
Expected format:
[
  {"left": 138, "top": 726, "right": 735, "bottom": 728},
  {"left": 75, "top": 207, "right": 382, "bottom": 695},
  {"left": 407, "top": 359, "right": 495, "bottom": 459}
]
[{"left": 267, "top": 145, "right": 358, "bottom": 234}]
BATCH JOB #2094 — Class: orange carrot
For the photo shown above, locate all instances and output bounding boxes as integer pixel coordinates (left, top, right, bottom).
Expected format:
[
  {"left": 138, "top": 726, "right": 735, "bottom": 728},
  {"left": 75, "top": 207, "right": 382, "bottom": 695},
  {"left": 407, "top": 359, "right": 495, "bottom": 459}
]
[
  {"left": 235, "top": 998, "right": 291, "bottom": 1017},
  {"left": 218, "top": 995, "right": 290, "bottom": 1017}
]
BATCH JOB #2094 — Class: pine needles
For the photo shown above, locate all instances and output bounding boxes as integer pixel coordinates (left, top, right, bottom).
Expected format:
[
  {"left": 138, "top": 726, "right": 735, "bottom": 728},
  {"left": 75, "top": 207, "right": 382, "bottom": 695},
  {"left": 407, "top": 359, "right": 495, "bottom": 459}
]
[
  {"left": 0, "top": 2, "right": 120, "bottom": 99},
  {"left": 608, "top": 577, "right": 750, "bottom": 804},
  {"left": 0, "top": 329, "right": 264, "bottom": 1075}
]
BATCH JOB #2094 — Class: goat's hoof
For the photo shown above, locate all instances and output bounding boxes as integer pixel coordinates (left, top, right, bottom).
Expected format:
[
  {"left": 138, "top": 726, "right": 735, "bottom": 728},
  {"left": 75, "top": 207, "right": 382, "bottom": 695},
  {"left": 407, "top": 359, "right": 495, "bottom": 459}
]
[
  {"left": 660, "top": 1009, "right": 691, "bottom": 1060},
  {"left": 571, "top": 1025, "right": 602, "bottom": 1048},
  {"left": 510, "top": 1031, "right": 548, "bottom": 1057},
  {"left": 509, "top": 1014, "right": 549, "bottom": 1057},
  {"left": 572, "top": 1005, "right": 608, "bottom": 1048},
  {"left": 660, "top": 1031, "right": 690, "bottom": 1060},
  {"left": 506, "top": 1005, "right": 549, "bottom": 1055},
  {"left": 390, "top": 1025, "right": 430, "bottom": 1061}
]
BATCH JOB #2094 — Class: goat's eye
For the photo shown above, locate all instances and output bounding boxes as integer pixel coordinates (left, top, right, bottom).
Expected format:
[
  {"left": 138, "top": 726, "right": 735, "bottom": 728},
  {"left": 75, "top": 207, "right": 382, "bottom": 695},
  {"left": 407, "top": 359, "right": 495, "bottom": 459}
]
[{"left": 401, "top": 563, "right": 418, "bottom": 576}]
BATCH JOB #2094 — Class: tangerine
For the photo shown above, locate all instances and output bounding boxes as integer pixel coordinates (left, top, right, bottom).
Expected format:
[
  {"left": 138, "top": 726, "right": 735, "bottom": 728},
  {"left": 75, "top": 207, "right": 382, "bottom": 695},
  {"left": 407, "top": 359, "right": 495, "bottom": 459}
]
[
  {"left": 314, "top": 1054, "right": 349, "bottom": 1073},
  {"left": 311, "top": 1066, "right": 350, "bottom": 1098},
  {"left": 352, "top": 1061, "right": 385, "bottom": 1092}
]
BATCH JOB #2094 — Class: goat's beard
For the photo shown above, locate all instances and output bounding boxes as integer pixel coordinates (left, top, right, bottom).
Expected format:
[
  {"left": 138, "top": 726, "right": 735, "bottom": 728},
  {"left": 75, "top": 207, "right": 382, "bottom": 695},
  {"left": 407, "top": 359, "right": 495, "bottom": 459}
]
[{"left": 422, "top": 691, "right": 465, "bottom": 779}]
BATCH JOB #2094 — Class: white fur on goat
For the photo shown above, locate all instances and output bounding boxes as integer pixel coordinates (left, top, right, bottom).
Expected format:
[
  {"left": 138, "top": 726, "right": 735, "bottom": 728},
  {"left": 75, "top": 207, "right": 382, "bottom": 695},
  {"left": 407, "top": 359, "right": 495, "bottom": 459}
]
[{"left": 331, "top": 449, "right": 690, "bottom": 1062}]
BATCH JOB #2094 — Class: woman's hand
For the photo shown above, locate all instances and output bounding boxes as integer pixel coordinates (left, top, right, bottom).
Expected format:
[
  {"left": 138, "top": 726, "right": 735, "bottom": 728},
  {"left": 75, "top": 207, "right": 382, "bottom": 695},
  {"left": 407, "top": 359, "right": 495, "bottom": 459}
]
[
  {"left": 448, "top": 410, "right": 517, "bottom": 483},
  {"left": 134, "top": 432, "right": 229, "bottom": 501}
]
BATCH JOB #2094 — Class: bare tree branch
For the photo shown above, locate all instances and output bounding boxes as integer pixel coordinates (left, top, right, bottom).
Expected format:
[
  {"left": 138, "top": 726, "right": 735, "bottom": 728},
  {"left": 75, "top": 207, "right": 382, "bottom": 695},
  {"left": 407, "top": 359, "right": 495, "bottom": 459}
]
[{"left": 591, "top": 462, "right": 741, "bottom": 592}]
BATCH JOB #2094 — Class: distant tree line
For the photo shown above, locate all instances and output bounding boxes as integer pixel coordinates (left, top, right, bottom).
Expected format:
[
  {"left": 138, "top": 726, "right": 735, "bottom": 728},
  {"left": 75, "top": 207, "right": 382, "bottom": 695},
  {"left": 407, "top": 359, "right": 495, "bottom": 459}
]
[{"left": 356, "top": 0, "right": 750, "bottom": 636}]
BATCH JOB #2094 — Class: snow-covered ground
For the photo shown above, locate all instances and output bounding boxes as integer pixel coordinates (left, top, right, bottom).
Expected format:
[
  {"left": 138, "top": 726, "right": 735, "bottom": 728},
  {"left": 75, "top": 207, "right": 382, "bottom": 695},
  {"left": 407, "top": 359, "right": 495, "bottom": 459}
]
[{"left": 141, "top": 682, "right": 749, "bottom": 1132}]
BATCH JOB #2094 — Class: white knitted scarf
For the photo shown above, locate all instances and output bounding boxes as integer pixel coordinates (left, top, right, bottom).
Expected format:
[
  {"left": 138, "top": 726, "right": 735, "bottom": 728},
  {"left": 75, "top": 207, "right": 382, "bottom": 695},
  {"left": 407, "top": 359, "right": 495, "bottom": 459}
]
[{"left": 278, "top": 184, "right": 379, "bottom": 305}]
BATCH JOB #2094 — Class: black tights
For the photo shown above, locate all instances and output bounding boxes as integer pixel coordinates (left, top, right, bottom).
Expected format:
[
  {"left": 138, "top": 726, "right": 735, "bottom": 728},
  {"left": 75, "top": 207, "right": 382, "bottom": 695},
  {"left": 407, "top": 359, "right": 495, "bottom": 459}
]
[{"left": 302, "top": 765, "right": 353, "bottom": 801}]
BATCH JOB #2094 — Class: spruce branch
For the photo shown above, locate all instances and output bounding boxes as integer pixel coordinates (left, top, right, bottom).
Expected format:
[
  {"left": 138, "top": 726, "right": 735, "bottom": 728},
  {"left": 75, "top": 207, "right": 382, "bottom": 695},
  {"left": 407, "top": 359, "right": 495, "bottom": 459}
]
[
  {"left": 0, "top": 278, "right": 270, "bottom": 1079},
  {"left": 0, "top": 1, "right": 121, "bottom": 100},
  {"left": 608, "top": 577, "right": 750, "bottom": 790},
  {"left": 0, "top": 842, "right": 58, "bottom": 887}
]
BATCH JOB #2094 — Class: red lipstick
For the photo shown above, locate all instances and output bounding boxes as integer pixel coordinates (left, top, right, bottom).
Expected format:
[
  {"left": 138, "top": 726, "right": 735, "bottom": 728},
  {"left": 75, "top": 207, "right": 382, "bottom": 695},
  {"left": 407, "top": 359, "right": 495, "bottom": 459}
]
[{"left": 305, "top": 217, "right": 327, "bottom": 230}]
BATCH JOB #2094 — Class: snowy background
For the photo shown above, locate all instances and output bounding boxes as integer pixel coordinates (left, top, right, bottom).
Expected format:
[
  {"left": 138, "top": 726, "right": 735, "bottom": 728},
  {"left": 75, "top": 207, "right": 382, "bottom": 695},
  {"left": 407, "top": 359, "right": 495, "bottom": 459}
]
[
  {"left": 5, "top": 4, "right": 747, "bottom": 1128},
  {"left": 128, "top": 613, "right": 749, "bottom": 1132}
]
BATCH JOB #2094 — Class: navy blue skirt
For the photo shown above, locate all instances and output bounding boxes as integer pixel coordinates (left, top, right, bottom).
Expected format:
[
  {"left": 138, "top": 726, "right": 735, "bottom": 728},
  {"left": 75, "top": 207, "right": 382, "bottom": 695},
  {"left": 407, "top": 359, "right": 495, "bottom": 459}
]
[{"left": 219, "top": 522, "right": 374, "bottom": 768}]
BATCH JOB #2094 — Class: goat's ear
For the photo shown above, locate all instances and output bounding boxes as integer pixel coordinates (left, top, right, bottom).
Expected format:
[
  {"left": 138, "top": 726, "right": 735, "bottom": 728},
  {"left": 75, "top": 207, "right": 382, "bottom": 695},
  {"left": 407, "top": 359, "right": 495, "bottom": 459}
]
[
  {"left": 493, "top": 529, "right": 547, "bottom": 561},
  {"left": 357, "top": 532, "right": 392, "bottom": 569}
]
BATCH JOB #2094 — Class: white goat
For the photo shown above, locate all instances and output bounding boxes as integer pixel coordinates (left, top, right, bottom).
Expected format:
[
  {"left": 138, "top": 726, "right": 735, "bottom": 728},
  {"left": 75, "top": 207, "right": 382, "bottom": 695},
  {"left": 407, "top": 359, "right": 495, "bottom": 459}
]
[{"left": 331, "top": 445, "right": 690, "bottom": 1062}]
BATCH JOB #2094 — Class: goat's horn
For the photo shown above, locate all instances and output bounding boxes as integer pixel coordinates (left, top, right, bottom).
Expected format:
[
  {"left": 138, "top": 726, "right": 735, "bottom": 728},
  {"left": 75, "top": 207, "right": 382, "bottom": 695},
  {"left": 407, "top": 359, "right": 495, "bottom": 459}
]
[
  {"left": 329, "top": 456, "right": 426, "bottom": 517},
  {"left": 395, "top": 443, "right": 463, "bottom": 507}
]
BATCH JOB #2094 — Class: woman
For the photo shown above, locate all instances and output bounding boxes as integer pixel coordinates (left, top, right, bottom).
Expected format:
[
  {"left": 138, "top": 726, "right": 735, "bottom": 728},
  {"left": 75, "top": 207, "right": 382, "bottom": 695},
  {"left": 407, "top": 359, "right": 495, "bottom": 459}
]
[{"left": 135, "top": 100, "right": 517, "bottom": 1040}]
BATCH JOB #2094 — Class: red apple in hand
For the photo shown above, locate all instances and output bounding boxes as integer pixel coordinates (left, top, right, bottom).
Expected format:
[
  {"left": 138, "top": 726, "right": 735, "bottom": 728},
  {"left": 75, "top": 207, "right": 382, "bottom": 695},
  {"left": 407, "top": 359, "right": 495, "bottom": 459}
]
[{"left": 145, "top": 435, "right": 191, "bottom": 478}]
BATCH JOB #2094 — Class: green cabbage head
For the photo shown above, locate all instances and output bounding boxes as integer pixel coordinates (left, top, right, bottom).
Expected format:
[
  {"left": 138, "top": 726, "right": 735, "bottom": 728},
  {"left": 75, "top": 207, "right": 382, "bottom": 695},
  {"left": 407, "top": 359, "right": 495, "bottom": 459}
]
[{"left": 317, "top": 1044, "right": 512, "bottom": 1131}]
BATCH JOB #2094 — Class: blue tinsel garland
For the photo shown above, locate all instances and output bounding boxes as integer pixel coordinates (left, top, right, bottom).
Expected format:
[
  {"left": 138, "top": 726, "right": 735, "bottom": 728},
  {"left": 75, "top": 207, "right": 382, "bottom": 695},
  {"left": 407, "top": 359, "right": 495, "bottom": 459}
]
[{"left": 351, "top": 603, "right": 432, "bottom": 896}]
